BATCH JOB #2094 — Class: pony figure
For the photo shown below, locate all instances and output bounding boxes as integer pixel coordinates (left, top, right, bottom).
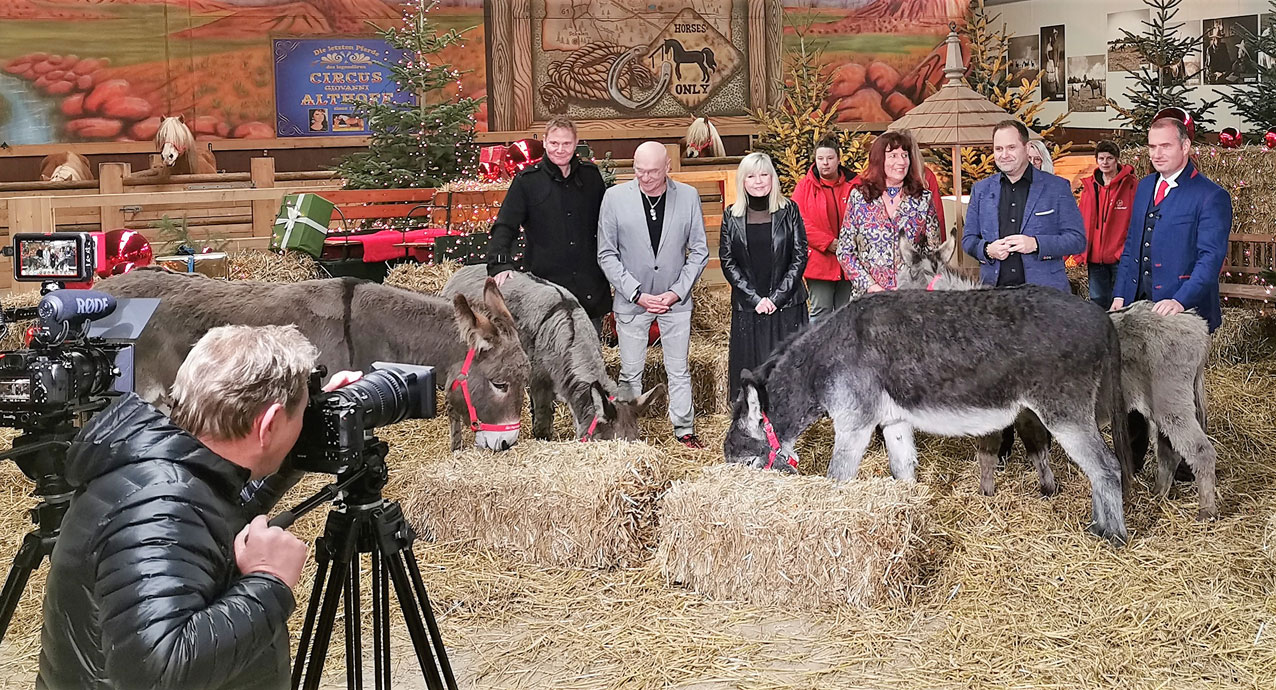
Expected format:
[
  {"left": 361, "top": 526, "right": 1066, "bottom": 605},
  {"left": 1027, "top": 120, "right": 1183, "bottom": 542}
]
[
  {"left": 152, "top": 116, "right": 218, "bottom": 175},
  {"left": 39, "top": 151, "right": 94, "bottom": 182},
  {"left": 684, "top": 116, "right": 724, "bottom": 158}
]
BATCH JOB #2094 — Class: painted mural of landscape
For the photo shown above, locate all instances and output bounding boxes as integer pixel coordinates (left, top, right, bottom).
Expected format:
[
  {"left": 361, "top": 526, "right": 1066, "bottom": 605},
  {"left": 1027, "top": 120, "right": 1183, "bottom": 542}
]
[
  {"left": 783, "top": 0, "right": 965, "bottom": 122},
  {"left": 0, "top": 0, "right": 487, "bottom": 145}
]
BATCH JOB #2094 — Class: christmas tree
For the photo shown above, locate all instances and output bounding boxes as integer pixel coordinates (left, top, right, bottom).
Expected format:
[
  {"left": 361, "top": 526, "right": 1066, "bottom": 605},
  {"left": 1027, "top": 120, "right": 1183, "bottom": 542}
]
[
  {"left": 334, "top": 0, "right": 482, "bottom": 190},
  {"left": 1223, "top": 1, "right": 1276, "bottom": 131},
  {"left": 939, "top": 0, "right": 1070, "bottom": 194},
  {"left": 750, "top": 17, "right": 872, "bottom": 195},
  {"left": 1107, "top": 0, "right": 1220, "bottom": 139}
]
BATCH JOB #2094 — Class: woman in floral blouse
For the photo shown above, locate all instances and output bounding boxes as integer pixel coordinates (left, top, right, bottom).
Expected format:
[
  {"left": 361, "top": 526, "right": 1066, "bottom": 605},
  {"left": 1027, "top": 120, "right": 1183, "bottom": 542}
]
[{"left": 837, "top": 130, "right": 941, "bottom": 296}]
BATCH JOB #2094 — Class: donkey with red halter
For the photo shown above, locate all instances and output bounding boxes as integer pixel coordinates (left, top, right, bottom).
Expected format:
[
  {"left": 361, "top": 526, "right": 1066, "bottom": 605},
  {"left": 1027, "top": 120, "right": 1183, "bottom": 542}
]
[
  {"left": 897, "top": 234, "right": 1217, "bottom": 519},
  {"left": 97, "top": 268, "right": 530, "bottom": 451}
]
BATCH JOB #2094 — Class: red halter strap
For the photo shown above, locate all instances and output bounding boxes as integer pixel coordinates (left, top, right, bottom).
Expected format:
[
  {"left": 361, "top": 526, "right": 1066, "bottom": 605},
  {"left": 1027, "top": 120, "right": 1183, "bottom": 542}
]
[
  {"left": 760, "top": 412, "right": 797, "bottom": 470},
  {"left": 579, "top": 395, "right": 617, "bottom": 442},
  {"left": 449, "top": 348, "right": 521, "bottom": 434},
  {"left": 926, "top": 273, "right": 943, "bottom": 291}
]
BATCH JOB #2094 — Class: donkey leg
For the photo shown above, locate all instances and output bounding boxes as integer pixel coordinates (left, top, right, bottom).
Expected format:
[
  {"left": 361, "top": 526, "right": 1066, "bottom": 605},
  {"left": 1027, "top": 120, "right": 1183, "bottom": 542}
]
[
  {"left": 975, "top": 433, "right": 1000, "bottom": 496},
  {"left": 1160, "top": 419, "right": 1219, "bottom": 520},
  {"left": 529, "top": 370, "right": 556, "bottom": 440},
  {"left": 1050, "top": 423, "right": 1128, "bottom": 545},
  {"left": 448, "top": 407, "right": 467, "bottom": 452},
  {"left": 828, "top": 417, "right": 874, "bottom": 482},
  {"left": 882, "top": 422, "right": 918, "bottom": 482},
  {"left": 1018, "top": 413, "right": 1058, "bottom": 497},
  {"left": 1152, "top": 425, "right": 1180, "bottom": 499}
]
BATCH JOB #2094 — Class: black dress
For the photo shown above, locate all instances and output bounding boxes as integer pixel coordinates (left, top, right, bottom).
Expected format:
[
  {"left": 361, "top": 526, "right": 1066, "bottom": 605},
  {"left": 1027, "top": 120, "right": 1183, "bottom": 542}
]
[{"left": 720, "top": 194, "right": 810, "bottom": 400}]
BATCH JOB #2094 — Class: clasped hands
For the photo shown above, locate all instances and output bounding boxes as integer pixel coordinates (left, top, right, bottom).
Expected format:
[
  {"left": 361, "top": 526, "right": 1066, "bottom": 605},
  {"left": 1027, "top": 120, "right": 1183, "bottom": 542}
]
[
  {"left": 637, "top": 291, "right": 680, "bottom": 314},
  {"left": 985, "top": 234, "right": 1038, "bottom": 260}
]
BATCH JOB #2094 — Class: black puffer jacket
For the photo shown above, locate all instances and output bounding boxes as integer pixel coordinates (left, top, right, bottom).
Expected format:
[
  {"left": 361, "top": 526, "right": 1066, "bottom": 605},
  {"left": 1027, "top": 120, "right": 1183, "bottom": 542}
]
[{"left": 37, "top": 394, "right": 295, "bottom": 690}]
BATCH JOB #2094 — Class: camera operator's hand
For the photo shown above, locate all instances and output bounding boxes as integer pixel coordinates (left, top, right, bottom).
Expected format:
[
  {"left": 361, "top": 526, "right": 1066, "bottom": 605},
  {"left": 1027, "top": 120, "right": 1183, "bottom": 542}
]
[
  {"left": 323, "top": 370, "right": 363, "bottom": 391},
  {"left": 234, "top": 515, "right": 308, "bottom": 588}
]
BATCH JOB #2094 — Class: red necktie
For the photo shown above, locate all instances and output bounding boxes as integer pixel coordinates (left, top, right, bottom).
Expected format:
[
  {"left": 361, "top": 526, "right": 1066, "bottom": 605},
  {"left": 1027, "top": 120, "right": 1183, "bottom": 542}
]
[{"left": 1154, "top": 179, "right": 1169, "bottom": 205}]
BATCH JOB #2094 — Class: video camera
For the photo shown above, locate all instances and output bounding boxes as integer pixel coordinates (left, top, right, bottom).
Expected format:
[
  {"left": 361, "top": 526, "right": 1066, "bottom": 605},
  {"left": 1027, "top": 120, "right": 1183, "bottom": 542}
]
[
  {"left": 0, "top": 232, "right": 158, "bottom": 430},
  {"left": 289, "top": 362, "right": 436, "bottom": 475}
]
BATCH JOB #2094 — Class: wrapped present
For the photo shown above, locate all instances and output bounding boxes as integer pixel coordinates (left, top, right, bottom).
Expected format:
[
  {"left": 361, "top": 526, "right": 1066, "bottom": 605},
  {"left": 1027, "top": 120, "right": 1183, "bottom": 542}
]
[
  {"left": 272, "top": 193, "right": 334, "bottom": 258},
  {"left": 479, "top": 145, "right": 507, "bottom": 181},
  {"left": 156, "top": 251, "right": 229, "bottom": 278}
]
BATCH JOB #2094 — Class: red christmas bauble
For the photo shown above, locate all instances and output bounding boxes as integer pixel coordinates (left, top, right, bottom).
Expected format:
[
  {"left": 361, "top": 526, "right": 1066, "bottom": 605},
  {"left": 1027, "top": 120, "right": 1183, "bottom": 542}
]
[
  {"left": 1265, "top": 129, "right": 1276, "bottom": 149},
  {"left": 100, "top": 228, "right": 154, "bottom": 276},
  {"left": 1153, "top": 107, "right": 1194, "bottom": 140},
  {"left": 1219, "top": 127, "right": 1241, "bottom": 148},
  {"left": 504, "top": 138, "right": 544, "bottom": 177}
]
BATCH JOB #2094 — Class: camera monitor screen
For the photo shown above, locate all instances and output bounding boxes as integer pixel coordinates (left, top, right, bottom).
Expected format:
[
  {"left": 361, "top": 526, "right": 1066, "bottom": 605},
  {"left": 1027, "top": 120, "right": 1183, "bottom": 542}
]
[{"left": 12, "top": 232, "right": 93, "bottom": 283}]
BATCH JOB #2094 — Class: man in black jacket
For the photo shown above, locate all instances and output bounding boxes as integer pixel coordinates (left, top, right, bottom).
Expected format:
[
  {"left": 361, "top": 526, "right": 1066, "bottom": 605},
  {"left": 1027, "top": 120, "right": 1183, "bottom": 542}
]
[
  {"left": 485, "top": 117, "right": 611, "bottom": 328},
  {"left": 36, "top": 324, "right": 358, "bottom": 690}
]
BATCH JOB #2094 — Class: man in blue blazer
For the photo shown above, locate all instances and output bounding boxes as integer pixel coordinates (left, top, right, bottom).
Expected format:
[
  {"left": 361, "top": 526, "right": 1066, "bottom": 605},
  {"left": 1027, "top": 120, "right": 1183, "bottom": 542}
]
[
  {"left": 962, "top": 120, "right": 1086, "bottom": 292},
  {"left": 1109, "top": 117, "right": 1232, "bottom": 332}
]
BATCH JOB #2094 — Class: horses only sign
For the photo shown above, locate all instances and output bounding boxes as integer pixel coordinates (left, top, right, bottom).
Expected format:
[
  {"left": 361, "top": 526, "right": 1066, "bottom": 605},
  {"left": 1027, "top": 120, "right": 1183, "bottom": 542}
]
[{"left": 643, "top": 8, "right": 742, "bottom": 110}]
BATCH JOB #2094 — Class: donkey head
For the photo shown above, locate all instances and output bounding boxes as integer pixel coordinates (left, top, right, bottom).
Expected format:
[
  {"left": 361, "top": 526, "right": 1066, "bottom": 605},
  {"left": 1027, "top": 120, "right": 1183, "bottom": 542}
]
[
  {"left": 724, "top": 369, "right": 797, "bottom": 473},
  {"left": 582, "top": 381, "right": 662, "bottom": 441},
  {"left": 896, "top": 232, "right": 958, "bottom": 290},
  {"left": 450, "top": 279, "right": 530, "bottom": 450}
]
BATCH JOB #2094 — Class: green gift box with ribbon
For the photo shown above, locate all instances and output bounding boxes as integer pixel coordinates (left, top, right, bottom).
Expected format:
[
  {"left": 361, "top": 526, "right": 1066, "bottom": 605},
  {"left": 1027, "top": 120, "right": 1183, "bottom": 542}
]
[{"left": 271, "top": 193, "right": 334, "bottom": 258}]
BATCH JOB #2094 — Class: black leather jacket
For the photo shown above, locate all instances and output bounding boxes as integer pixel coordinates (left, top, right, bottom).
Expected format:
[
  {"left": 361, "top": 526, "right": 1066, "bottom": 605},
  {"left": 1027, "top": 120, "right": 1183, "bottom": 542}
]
[
  {"left": 719, "top": 201, "right": 809, "bottom": 310},
  {"left": 37, "top": 394, "right": 295, "bottom": 690}
]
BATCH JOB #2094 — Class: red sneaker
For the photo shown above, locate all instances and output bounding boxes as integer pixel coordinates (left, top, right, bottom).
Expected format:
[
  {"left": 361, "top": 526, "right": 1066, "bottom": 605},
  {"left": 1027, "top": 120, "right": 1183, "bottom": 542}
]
[{"left": 676, "top": 434, "right": 704, "bottom": 449}]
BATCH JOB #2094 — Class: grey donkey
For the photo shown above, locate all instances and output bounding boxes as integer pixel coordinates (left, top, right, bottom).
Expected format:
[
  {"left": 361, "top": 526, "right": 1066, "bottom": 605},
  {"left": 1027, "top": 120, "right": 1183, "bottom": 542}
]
[
  {"left": 723, "top": 283, "right": 1133, "bottom": 545},
  {"left": 444, "top": 265, "right": 661, "bottom": 441},
  {"left": 897, "top": 234, "right": 1217, "bottom": 520},
  {"left": 97, "top": 267, "right": 531, "bottom": 452}
]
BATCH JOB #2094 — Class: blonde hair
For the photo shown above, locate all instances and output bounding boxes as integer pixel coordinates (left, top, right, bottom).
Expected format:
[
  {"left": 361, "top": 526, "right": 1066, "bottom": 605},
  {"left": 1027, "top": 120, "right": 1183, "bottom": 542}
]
[
  {"left": 545, "top": 117, "right": 578, "bottom": 138},
  {"left": 1026, "top": 140, "right": 1054, "bottom": 173},
  {"left": 730, "top": 152, "right": 788, "bottom": 217},
  {"left": 170, "top": 324, "right": 319, "bottom": 441}
]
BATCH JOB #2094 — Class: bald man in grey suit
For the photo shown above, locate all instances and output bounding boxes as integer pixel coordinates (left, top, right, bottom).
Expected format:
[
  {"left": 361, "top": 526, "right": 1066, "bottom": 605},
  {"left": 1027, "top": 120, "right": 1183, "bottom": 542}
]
[{"left": 597, "top": 142, "right": 710, "bottom": 448}]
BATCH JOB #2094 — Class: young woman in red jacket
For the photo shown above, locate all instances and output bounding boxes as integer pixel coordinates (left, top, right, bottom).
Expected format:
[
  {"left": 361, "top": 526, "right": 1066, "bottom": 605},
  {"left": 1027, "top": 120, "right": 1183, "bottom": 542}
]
[
  {"left": 792, "top": 138, "right": 855, "bottom": 324},
  {"left": 1078, "top": 140, "right": 1136, "bottom": 308}
]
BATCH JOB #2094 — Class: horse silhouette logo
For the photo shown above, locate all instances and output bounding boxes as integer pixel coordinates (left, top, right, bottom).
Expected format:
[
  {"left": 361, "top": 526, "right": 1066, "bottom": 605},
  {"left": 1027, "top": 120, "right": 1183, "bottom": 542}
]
[{"left": 658, "top": 39, "right": 717, "bottom": 83}]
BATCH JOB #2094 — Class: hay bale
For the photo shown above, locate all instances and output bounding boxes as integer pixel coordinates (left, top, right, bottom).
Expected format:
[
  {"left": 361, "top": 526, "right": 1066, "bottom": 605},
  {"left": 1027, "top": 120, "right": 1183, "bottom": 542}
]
[
  {"left": 1209, "top": 307, "right": 1276, "bottom": 365},
  {"left": 227, "top": 249, "right": 322, "bottom": 282},
  {"left": 400, "top": 440, "right": 671, "bottom": 568},
  {"left": 384, "top": 261, "right": 461, "bottom": 294},
  {"left": 0, "top": 291, "right": 41, "bottom": 351},
  {"left": 690, "top": 281, "right": 731, "bottom": 338},
  {"left": 656, "top": 464, "right": 933, "bottom": 610},
  {"left": 603, "top": 334, "right": 731, "bottom": 415}
]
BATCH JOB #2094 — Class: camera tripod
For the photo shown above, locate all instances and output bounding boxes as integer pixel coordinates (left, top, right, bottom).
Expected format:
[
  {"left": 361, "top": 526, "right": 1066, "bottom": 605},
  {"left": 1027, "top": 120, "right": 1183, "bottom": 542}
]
[
  {"left": 0, "top": 425, "right": 76, "bottom": 644},
  {"left": 277, "top": 437, "right": 457, "bottom": 690}
]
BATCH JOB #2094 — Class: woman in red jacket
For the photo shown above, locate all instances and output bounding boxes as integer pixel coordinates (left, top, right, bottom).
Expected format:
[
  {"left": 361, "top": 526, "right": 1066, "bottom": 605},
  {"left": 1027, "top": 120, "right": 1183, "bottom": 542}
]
[
  {"left": 792, "top": 137, "right": 854, "bottom": 324},
  {"left": 1078, "top": 140, "right": 1136, "bottom": 308}
]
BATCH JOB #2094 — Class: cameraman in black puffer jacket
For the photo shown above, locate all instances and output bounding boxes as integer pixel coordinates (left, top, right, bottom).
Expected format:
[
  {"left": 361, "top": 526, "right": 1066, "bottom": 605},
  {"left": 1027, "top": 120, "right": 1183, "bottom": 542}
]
[{"left": 36, "top": 324, "right": 359, "bottom": 690}]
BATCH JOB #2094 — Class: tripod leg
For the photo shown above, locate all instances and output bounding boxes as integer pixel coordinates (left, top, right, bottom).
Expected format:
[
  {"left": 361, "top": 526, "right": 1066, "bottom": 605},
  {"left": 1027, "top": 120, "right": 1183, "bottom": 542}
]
[
  {"left": 292, "top": 556, "right": 330, "bottom": 690},
  {"left": 0, "top": 534, "right": 43, "bottom": 644},
  {"left": 345, "top": 558, "right": 363, "bottom": 690},
  {"left": 371, "top": 548, "right": 390, "bottom": 690},
  {"left": 384, "top": 552, "right": 449, "bottom": 690},
  {"left": 403, "top": 551, "right": 458, "bottom": 690},
  {"left": 301, "top": 519, "right": 361, "bottom": 690}
]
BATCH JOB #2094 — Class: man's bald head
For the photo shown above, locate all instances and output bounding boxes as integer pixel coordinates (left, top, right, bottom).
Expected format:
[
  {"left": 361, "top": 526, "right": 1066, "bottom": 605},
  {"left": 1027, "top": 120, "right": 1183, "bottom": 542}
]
[{"left": 633, "top": 141, "right": 670, "bottom": 194}]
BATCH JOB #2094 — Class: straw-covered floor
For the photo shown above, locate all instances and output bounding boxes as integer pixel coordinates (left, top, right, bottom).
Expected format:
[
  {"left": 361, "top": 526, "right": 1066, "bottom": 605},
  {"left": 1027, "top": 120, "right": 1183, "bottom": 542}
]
[{"left": 0, "top": 254, "right": 1274, "bottom": 688}]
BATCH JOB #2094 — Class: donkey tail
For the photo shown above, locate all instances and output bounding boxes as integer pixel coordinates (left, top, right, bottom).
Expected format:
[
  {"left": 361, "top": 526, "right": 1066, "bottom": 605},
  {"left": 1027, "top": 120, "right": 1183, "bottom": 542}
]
[
  {"left": 1194, "top": 359, "right": 1208, "bottom": 435},
  {"left": 1105, "top": 331, "right": 1134, "bottom": 500}
]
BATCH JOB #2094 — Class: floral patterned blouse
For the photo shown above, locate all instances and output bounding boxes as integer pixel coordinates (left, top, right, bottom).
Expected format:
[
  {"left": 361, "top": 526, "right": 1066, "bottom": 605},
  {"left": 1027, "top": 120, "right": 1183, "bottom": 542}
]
[{"left": 836, "top": 187, "right": 941, "bottom": 295}]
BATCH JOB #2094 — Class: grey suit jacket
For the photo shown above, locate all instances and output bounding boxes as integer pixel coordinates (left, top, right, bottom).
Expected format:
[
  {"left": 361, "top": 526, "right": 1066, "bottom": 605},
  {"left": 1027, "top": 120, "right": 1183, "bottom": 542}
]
[{"left": 597, "top": 178, "right": 710, "bottom": 315}]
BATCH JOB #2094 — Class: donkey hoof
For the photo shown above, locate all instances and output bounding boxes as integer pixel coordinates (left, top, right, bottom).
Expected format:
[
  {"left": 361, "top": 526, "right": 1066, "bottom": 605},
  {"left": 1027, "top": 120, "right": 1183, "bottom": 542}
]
[
  {"left": 1039, "top": 481, "right": 1059, "bottom": 497},
  {"left": 1196, "top": 506, "right": 1218, "bottom": 522},
  {"left": 1087, "top": 522, "right": 1129, "bottom": 547},
  {"left": 979, "top": 483, "right": 996, "bottom": 497}
]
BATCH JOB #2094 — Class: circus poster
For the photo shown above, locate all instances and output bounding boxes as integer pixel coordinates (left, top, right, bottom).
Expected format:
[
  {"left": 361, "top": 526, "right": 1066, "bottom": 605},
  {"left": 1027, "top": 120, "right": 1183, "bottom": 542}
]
[{"left": 0, "top": 0, "right": 487, "bottom": 146}]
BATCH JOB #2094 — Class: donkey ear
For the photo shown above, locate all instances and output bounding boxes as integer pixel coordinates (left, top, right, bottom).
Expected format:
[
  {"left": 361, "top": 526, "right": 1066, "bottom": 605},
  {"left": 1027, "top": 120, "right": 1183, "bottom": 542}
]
[
  {"left": 634, "top": 383, "right": 664, "bottom": 414},
  {"left": 937, "top": 234, "right": 957, "bottom": 266},
  {"left": 590, "top": 381, "right": 616, "bottom": 422},
  {"left": 741, "top": 379, "right": 767, "bottom": 436},
  {"left": 452, "top": 293, "right": 495, "bottom": 351},
  {"left": 899, "top": 233, "right": 921, "bottom": 266},
  {"left": 482, "top": 278, "right": 516, "bottom": 326}
]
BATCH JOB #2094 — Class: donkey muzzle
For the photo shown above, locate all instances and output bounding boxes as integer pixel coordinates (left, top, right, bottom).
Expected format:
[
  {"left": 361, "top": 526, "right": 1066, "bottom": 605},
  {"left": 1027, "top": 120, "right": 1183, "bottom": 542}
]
[{"left": 475, "top": 427, "right": 519, "bottom": 451}]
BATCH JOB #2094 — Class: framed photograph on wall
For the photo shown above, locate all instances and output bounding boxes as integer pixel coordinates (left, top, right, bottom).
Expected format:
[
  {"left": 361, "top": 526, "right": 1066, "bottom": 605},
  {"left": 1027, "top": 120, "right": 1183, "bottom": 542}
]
[
  {"left": 1007, "top": 35, "right": 1040, "bottom": 87},
  {"left": 1107, "top": 9, "right": 1150, "bottom": 73},
  {"left": 1040, "top": 25, "right": 1066, "bottom": 101},
  {"left": 1067, "top": 55, "right": 1106, "bottom": 112},
  {"left": 1202, "top": 15, "right": 1259, "bottom": 85}
]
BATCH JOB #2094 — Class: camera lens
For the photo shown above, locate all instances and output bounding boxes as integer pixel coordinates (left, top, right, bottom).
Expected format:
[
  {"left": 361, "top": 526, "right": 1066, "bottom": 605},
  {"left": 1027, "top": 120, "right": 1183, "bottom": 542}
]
[{"left": 329, "top": 369, "right": 417, "bottom": 429}]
